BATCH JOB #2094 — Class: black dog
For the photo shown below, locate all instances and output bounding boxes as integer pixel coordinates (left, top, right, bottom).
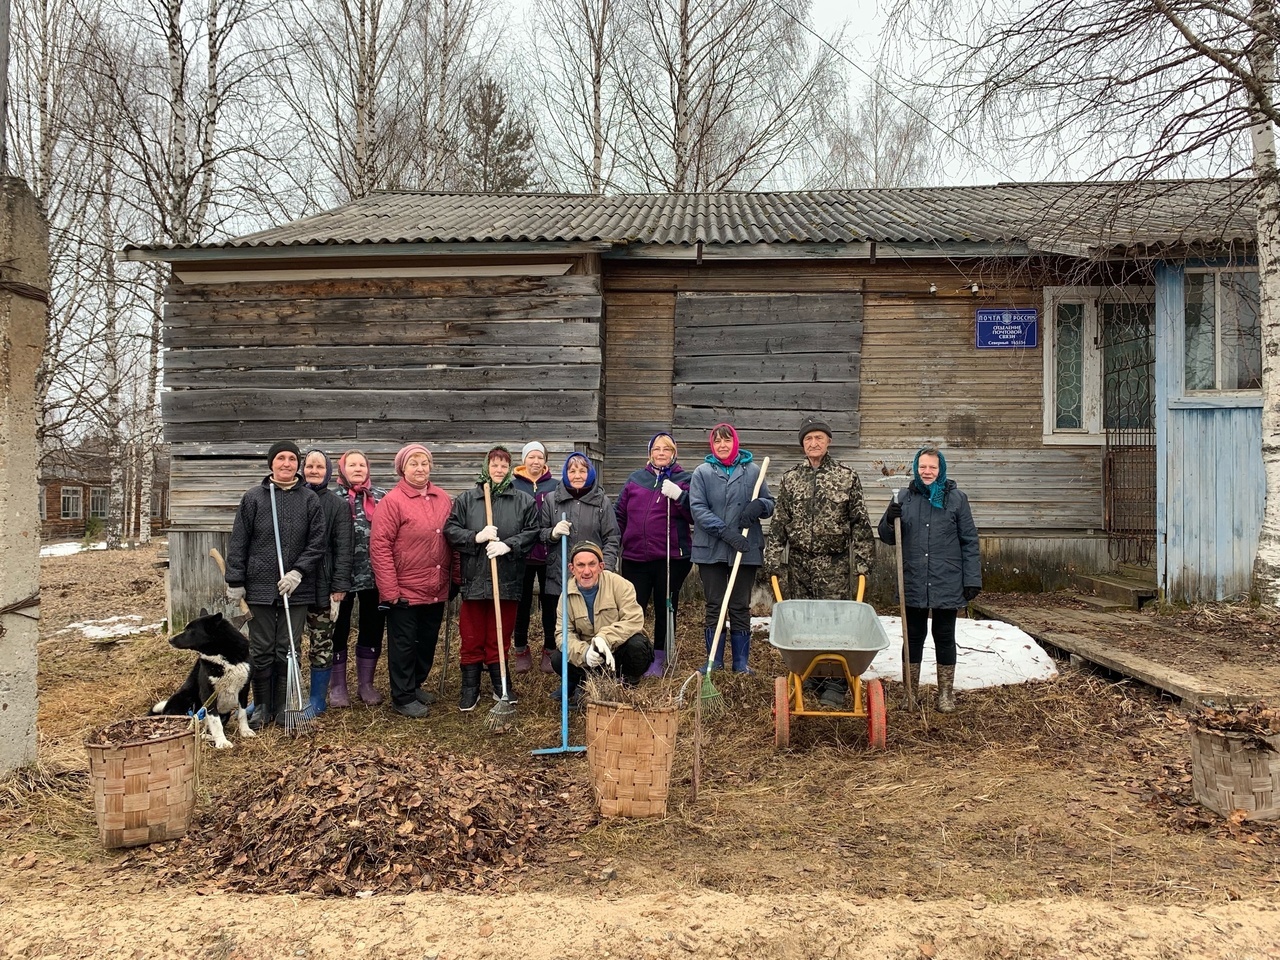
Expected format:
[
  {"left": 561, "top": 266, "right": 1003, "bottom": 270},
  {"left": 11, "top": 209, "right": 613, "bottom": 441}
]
[{"left": 150, "top": 610, "right": 254, "bottom": 749}]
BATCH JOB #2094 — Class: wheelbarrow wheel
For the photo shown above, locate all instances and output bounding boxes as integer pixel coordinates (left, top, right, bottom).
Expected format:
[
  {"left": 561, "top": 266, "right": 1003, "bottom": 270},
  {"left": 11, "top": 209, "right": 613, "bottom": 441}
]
[
  {"left": 773, "top": 676, "right": 790, "bottom": 750},
  {"left": 865, "top": 678, "right": 886, "bottom": 750}
]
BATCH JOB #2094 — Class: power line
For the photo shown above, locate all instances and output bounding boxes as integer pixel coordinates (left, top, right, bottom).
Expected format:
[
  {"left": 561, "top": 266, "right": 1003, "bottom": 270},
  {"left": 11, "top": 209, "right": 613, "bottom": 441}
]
[{"left": 766, "top": 0, "right": 1021, "bottom": 183}]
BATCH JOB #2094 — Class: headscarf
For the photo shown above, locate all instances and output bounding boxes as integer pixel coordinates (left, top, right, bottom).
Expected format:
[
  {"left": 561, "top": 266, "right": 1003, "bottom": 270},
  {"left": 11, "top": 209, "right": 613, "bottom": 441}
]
[
  {"left": 478, "top": 445, "right": 515, "bottom": 496},
  {"left": 338, "top": 449, "right": 377, "bottom": 523},
  {"left": 562, "top": 452, "right": 597, "bottom": 498},
  {"left": 303, "top": 448, "right": 332, "bottom": 492},
  {"left": 647, "top": 432, "right": 678, "bottom": 480},
  {"left": 394, "top": 443, "right": 433, "bottom": 489},
  {"left": 703, "top": 423, "right": 753, "bottom": 474},
  {"left": 911, "top": 447, "right": 949, "bottom": 510}
]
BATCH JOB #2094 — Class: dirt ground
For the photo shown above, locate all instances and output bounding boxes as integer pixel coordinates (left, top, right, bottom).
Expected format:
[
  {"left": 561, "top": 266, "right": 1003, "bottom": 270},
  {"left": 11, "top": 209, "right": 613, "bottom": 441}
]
[{"left": 4, "top": 543, "right": 1280, "bottom": 959}]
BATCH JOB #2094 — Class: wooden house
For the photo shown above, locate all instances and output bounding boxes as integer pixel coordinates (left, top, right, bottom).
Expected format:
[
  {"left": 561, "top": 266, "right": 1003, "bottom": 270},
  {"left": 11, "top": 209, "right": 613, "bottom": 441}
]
[
  {"left": 124, "top": 181, "right": 1263, "bottom": 626},
  {"left": 39, "top": 443, "right": 170, "bottom": 540}
]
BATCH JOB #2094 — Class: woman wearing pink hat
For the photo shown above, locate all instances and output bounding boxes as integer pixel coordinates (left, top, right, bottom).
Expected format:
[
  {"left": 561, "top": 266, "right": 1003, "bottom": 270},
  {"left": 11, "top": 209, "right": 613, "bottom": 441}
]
[{"left": 369, "top": 444, "right": 459, "bottom": 719}]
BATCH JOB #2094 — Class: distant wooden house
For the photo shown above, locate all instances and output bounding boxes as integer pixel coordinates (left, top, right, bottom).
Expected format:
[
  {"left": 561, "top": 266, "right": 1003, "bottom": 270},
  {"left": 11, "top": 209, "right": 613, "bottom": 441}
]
[
  {"left": 124, "top": 182, "right": 1263, "bottom": 626},
  {"left": 39, "top": 443, "right": 171, "bottom": 540}
]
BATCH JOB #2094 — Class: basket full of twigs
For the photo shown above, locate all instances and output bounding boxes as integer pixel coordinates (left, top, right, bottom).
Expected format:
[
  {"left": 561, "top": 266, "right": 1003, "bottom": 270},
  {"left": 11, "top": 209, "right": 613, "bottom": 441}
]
[
  {"left": 584, "top": 677, "right": 679, "bottom": 818},
  {"left": 85, "top": 715, "right": 197, "bottom": 848},
  {"left": 1190, "top": 705, "right": 1280, "bottom": 820}
]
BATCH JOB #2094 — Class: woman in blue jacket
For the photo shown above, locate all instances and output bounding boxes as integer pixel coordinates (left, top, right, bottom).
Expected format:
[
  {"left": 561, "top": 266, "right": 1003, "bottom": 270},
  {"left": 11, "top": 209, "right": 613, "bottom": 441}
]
[
  {"left": 879, "top": 446, "right": 981, "bottom": 713},
  {"left": 689, "top": 423, "right": 773, "bottom": 673}
]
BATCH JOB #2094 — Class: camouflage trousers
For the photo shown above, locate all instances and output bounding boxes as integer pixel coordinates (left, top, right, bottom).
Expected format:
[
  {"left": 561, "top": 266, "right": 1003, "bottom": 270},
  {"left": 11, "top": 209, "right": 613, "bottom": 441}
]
[
  {"left": 780, "top": 550, "right": 852, "bottom": 602},
  {"left": 305, "top": 610, "right": 336, "bottom": 669}
]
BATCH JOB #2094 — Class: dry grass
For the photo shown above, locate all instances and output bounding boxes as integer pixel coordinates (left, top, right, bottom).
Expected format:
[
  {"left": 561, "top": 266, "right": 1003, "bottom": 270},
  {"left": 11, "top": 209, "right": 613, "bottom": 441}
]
[{"left": 7, "top": 545, "right": 1280, "bottom": 905}]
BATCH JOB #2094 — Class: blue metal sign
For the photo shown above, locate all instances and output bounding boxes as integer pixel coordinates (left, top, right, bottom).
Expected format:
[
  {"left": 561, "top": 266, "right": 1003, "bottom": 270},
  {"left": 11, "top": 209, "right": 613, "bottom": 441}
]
[{"left": 975, "top": 308, "right": 1038, "bottom": 349}]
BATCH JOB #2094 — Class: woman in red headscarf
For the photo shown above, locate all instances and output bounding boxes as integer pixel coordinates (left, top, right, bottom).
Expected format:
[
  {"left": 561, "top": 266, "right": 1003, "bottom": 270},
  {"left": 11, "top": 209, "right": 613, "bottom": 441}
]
[{"left": 331, "top": 450, "right": 388, "bottom": 706}]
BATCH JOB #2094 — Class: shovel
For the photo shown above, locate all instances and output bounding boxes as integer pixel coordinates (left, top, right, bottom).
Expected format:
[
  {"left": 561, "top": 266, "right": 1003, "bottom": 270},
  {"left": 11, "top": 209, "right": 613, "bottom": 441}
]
[
  {"left": 209, "top": 548, "right": 251, "bottom": 632},
  {"left": 892, "top": 489, "right": 915, "bottom": 709}
]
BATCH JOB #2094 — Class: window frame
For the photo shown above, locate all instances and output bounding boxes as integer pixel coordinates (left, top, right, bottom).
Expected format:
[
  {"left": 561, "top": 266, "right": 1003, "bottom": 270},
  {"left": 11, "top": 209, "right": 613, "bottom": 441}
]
[
  {"left": 1041, "top": 285, "right": 1155, "bottom": 444},
  {"left": 60, "top": 485, "right": 83, "bottom": 520},
  {"left": 89, "top": 486, "right": 110, "bottom": 519},
  {"left": 1182, "top": 266, "right": 1262, "bottom": 397}
]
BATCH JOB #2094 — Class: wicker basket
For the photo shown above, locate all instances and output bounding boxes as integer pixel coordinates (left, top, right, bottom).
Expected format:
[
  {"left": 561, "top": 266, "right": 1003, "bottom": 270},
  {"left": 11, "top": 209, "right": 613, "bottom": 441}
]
[
  {"left": 1190, "top": 725, "right": 1280, "bottom": 820},
  {"left": 86, "top": 718, "right": 197, "bottom": 848},
  {"left": 586, "top": 701, "right": 679, "bottom": 818}
]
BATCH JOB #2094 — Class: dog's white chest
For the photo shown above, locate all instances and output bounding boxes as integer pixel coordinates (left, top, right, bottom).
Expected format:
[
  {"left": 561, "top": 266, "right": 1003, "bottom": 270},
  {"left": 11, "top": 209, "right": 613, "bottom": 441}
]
[{"left": 201, "top": 654, "right": 251, "bottom": 713}]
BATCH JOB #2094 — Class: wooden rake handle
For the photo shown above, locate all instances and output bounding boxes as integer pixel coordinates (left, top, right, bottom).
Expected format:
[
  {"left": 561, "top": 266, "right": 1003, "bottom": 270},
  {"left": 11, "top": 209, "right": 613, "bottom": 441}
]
[{"left": 483, "top": 484, "right": 510, "bottom": 699}]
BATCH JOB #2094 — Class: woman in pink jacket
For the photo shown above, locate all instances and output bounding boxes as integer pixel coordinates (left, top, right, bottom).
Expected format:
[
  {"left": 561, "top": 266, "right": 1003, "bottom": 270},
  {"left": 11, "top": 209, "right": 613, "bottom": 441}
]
[{"left": 369, "top": 443, "right": 458, "bottom": 719}]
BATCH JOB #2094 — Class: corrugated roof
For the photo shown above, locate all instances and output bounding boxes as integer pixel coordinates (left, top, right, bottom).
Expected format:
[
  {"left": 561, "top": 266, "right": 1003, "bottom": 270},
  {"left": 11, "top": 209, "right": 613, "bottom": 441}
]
[{"left": 131, "top": 180, "right": 1257, "bottom": 253}]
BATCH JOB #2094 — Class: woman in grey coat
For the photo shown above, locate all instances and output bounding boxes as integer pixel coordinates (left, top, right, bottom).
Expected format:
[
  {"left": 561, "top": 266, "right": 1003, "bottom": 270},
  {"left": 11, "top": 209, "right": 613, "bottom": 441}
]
[
  {"left": 878, "top": 445, "right": 981, "bottom": 713},
  {"left": 689, "top": 423, "right": 774, "bottom": 673}
]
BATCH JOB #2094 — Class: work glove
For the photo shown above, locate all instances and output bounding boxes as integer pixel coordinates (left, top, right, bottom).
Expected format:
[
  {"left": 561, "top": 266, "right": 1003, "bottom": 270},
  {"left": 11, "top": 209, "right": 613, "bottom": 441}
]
[
  {"left": 475, "top": 524, "right": 499, "bottom": 543},
  {"left": 329, "top": 595, "right": 343, "bottom": 620},
  {"left": 486, "top": 540, "right": 512, "bottom": 559},
  {"left": 277, "top": 569, "right": 302, "bottom": 597},
  {"left": 226, "top": 584, "right": 246, "bottom": 603},
  {"left": 721, "top": 530, "right": 750, "bottom": 555},
  {"left": 551, "top": 518, "right": 573, "bottom": 540},
  {"left": 741, "top": 498, "right": 769, "bottom": 522},
  {"left": 963, "top": 585, "right": 982, "bottom": 602},
  {"left": 885, "top": 500, "right": 903, "bottom": 522},
  {"left": 585, "top": 635, "right": 616, "bottom": 671},
  {"left": 660, "top": 478, "right": 683, "bottom": 500}
]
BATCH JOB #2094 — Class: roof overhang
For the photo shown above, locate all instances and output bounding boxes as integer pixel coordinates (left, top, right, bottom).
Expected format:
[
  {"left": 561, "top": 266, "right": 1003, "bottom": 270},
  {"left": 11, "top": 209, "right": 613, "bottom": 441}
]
[{"left": 120, "top": 240, "right": 615, "bottom": 263}]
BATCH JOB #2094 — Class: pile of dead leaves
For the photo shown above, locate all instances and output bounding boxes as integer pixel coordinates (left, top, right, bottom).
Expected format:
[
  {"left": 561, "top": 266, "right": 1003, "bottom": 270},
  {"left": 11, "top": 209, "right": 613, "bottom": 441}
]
[
  {"left": 1190, "top": 703, "right": 1280, "bottom": 736},
  {"left": 180, "top": 745, "right": 594, "bottom": 896}
]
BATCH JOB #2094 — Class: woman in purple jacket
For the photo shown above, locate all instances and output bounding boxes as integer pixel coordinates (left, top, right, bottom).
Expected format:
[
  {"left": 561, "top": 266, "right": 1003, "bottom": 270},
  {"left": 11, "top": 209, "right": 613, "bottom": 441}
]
[{"left": 614, "top": 432, "right": 693, "bottom": 677}]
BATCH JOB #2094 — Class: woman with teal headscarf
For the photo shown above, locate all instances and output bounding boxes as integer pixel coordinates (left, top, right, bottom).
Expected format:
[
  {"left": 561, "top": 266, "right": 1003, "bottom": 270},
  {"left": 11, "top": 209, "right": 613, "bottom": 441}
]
[{"left": 878, "top": 445, "right": 981, "bottom": 713}]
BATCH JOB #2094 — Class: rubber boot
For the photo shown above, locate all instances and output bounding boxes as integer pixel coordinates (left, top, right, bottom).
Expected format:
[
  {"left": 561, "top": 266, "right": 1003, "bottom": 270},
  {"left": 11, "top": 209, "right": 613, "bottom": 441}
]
[
  {"left": 512, "top": 646, "right": 533, "bottom": 674},
  {"left": 902, "top": 662, "right": 922, "bottom": 709},
  {"left": 459, "top": 664, "right": 483, "bottom": 712},
  {"left": 643, "top": 649, "right": 667, "bottom": 679},
  {"left": 271, "top": 672, "right": 289, "bottom": 726},
  {"left": 701, "top": 627, "right": 726, "bottom": 673},
  {"left": 307, "top": 667, "right": 331, "bottom": 718},
  {"left": 355, "top": 646, "right": 383, "bottom": 705},
  {"left": 249, "top": 671, "right": 273, "bottom": 731},
  {"left": 729, "top": 630, "right": 754, "bottom": 674},
  {"left": 936, "top": 664, "right": 957, "bottom": 713},
  {"left": 540, "top": 648, "right": 557, "bottom": 674},
  {"left": 488, "top": 663, "right": 518, "bottom": 704},
  {"left": 328, "top": 650, "right": 350, "bottom": 708}
]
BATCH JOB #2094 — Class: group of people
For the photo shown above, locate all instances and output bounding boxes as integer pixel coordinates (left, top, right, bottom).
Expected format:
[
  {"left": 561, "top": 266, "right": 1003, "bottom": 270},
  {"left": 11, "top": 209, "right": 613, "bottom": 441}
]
[{"left": 221, "top": 418, "right": 981, "bottom": 725}]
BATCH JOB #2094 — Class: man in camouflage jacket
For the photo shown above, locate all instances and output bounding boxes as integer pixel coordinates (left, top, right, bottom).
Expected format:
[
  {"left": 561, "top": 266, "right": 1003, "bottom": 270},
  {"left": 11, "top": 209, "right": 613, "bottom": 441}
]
[{"left": 764, "top": 416, "right": 875, "bottom": 706}]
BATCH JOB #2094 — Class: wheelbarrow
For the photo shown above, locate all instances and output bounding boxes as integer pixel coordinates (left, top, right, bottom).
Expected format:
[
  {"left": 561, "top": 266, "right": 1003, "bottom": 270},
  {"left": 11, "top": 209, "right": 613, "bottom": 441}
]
[{"left": 768, "top": 576, "right": 891, "bottom": 750}]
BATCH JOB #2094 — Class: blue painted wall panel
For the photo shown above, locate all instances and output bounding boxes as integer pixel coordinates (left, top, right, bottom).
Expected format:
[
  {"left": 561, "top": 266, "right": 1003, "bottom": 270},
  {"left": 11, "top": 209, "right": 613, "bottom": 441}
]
[{"left": 1155, "top": 265, "right": 1265, "bottom": 602}]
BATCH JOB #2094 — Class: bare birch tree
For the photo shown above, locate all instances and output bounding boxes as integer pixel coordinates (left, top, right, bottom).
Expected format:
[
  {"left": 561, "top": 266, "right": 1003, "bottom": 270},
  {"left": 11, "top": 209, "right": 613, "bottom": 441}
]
[
  {"left": 528, "top": 0, "right": 630, "bottom": 192},
  {"left": 807, "top": 71, "right": 938, "bottom": 188},
  {"left": 886, "top": 0, "right": 1280, "bottom": 602},
  {"left": 616, "top": 0, "right": 840, "bottom": 192}
]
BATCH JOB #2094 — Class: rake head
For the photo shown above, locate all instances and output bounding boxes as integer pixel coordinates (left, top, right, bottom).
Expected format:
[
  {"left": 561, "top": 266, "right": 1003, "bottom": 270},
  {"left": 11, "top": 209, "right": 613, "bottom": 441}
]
[{"left": 486, "top": 696, "right": 517, "bottom": 734}]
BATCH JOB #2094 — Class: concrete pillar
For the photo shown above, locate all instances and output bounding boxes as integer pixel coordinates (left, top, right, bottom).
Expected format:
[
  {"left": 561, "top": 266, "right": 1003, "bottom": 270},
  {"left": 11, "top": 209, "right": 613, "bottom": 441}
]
[{"left": 0, "top": 176, "right": 48, "bottom": 775}]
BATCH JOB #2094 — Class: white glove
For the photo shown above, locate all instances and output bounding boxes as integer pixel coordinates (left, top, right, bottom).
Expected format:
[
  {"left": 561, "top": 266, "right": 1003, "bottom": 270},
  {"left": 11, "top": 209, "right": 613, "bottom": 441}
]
[
  {"left": 475, "top": 524, "right": 499, "bottom": 543},
  {"left": 277, "top": 569, "right": 302, "bottom": 596},
  {"left": 485, "top": 540, "right": 512, "bottom": 559},
  {"left": 226, "top": 585, "right": 246, "bottom": 603},
  {"left": 552, "top": 519, "right": 572, "bottom": 540},
  {"left": 329, "top": 597, "right": 341, "bottom": 620},
  {"left": 661, "top": 478, "right": 683, "bottom": 500},
  {"left": 585, "top": 635, "right": 616, "bottom": 671}
]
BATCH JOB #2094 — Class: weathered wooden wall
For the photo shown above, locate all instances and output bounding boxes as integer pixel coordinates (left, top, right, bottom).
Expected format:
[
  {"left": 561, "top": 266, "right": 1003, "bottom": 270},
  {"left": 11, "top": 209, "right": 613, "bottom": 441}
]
[
  {"left": 164, "top": 273, "right": 602, "bottom": 532},
  {"left": 601, "top": 258, "right": 1102, "bottom": 533}
]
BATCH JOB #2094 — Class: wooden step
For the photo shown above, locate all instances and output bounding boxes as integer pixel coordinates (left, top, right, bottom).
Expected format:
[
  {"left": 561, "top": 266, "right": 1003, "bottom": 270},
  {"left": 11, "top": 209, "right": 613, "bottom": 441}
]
[
  {"left": 1072, "top": 574, "right": 1159, "bottom": 609},
  {"left": 1067, "top": 592, "right": 1131, "bottom": 613}
]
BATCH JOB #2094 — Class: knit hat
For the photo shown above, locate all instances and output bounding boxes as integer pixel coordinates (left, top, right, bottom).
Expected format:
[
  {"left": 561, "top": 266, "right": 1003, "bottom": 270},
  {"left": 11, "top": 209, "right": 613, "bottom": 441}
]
[
  {"left": 521, "top": 441, "right": 546, "bottom": 461},
  {"left": 798, "top": 417, "right": 832, "bottom": 446},
  {"left": 267, "top": 440, "right": 301, "bottom": 468},
  {"left": 394, "top": 443, "right": 432, "bottom": 477},
  {"left": 570, "top": 540, "right": 604, "bottom": 563}
]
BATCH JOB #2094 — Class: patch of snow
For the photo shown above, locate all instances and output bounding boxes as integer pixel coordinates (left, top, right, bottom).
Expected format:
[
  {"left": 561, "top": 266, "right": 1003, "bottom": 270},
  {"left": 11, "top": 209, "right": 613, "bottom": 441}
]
[
  {"left": 40, "top": 541, "right": 108, "bottom": 557},
  {"left": 752, "top": 612, "right": 1058, "bottom": 690},
  {"left": 58, "top": 615, "right": 164, "bottom": 641}
]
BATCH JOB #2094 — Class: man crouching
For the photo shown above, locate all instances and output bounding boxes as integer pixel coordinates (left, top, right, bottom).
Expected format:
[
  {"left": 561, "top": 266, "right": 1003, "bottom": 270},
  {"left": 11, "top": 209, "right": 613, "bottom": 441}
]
[{"left": 559, "top": 541, "right": 655, "bottom": 704}]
